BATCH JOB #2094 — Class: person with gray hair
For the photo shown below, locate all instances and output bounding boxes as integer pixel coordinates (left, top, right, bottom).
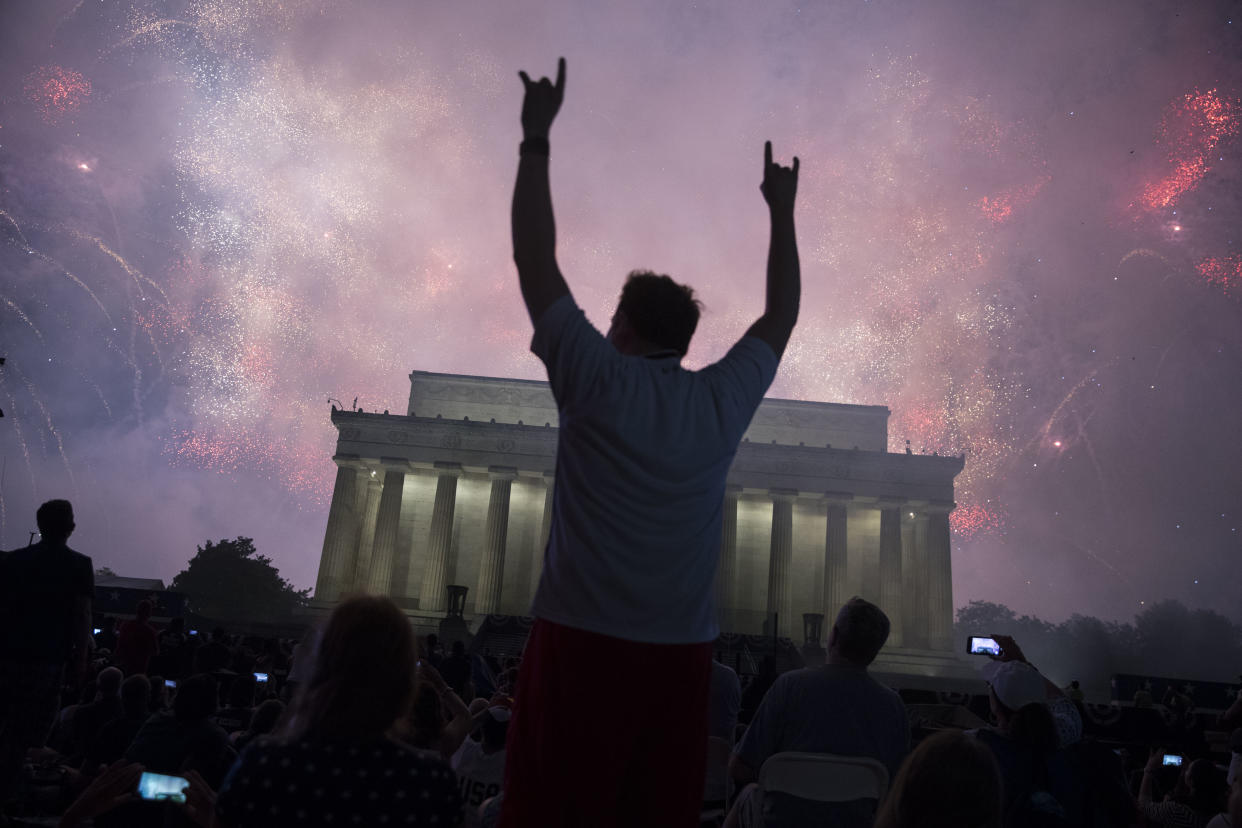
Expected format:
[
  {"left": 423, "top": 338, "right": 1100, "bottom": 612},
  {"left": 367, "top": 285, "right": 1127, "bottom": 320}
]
[{"left": 725, "top": 597, "right": 909, "bottom": 828}]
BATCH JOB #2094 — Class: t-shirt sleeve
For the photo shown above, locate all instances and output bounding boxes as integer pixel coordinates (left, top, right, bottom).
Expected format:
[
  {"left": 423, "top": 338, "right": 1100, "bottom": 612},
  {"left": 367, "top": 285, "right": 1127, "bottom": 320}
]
[
  {"left": 701, "top": 336, "right": 780, "bottom": 443},
  {"left": 736, "top": 677, "right": 784, "bottom": 770},
  {"left": 1048, "top": 695, "right": 1082, "bottom": 747},
  {"left": 529, "top": 294, "right": 616, "bottom": 409}
]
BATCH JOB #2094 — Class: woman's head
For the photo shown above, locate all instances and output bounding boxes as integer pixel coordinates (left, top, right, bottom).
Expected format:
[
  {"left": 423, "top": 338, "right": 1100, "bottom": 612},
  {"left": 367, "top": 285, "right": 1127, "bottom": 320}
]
[
  {"left": 1181, "top": 758, "right": 1226, "bottom": 814},
  {"left": 281, "top": 595, "right": 418, "bottom": 742},
  {"left": 874, "top": 731, "right": 1004, "bottom": 828}
]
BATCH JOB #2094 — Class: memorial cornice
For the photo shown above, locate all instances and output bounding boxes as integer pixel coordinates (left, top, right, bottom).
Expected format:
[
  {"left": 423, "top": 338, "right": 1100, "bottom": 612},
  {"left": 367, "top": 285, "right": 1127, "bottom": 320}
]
[{"left": 328, "top": 408, "right": 964, "bottom": 499}]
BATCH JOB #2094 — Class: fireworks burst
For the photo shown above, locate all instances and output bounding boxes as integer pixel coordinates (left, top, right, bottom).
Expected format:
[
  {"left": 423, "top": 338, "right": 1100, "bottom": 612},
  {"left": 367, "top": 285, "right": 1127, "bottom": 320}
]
[
  {"left": 1139, "top": 88, "right": 1240, "bottom": 211},
  {"left": 23, "top": 65, "right": 92, "bottom": 123}
]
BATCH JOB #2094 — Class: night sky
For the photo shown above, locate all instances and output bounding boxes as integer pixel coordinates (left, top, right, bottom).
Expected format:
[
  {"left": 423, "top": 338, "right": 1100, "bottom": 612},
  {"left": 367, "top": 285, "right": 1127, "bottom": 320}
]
[{"left": 2, "top": 0, "right": 1239, "bottom": 625}]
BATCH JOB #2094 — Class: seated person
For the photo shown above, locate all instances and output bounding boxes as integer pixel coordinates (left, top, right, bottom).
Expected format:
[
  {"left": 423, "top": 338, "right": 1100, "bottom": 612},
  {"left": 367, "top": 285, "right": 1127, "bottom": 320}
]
[
  {"left": 1141, "top": 754, "right": 1226, "bottom": 828},
  {"left": 873, "top": 730, "right": 1003, "bottom": 828},
  {"left": 125, "top": 673, "right": 235, "bottom": 788},
  {"left": 453, "top": 702, "right": 510, "bottom": 827},
  {"left": 726, "top": 597, "right": 909, "bottom": 828},
  {"left": 86, "top": 674, "right": 152, "bottom": 768},
  {"left": 232, "top": 698, "right": 284, "bottom": 751},
  {"left": 971, "top": 635, "right": 1087, "bottom": 826},
  {"left": 215, "top": 595, "right": 461, "bottom": 827},
  {"left": 212, "top": 673, "right": 256, "bottom": 734}
]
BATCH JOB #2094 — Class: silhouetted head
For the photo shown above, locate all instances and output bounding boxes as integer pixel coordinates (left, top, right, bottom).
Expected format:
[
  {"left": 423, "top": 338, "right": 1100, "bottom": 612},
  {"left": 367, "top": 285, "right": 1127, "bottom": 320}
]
[
  {"left": 281, "top": 594, "right": 418, "bottom": 742},
  {"left": 100, "top": 617, "right": 116, "bottom": 632},
  {"left": 451, "top": 640, "right": 465, "bottom": 657},
  {"left": 606, "top": 270, "right": 702, "bottom": 358},
  {"left": 1183, "top": 758, "right": 1227, "bottom": 814},
  {"left": 827, "top": 597, "right": 891, "bottom": 667},
  {"left": 135, "top": 600, "right": 153, "bottom": 621},
  {"left": 873, "top": 730, "right": 1003, "bottom": 828},
  {"left": 97, "top": 666, "right": 123, "bottom": 698},
  {"left": 168, "top": 617, "right": 185, "bottom": 634},
  {"left": 174, "top": 674, "right": 218, "bottom": 722},
  {"left": 35, "top": 499, "right": 75, "bottom": 544},
  {"left": 120, "top": 674, "right": 151, "bottom": 718},
  {"left": 228, "top": 673, "right": 257, "bottom": 708}
]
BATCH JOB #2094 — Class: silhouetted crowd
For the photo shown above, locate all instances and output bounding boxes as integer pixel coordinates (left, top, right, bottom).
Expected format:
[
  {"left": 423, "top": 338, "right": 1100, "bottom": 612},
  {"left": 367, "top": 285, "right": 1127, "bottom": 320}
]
[{"left": 3, "top": 500, "right": 1241, "bottom": 828}]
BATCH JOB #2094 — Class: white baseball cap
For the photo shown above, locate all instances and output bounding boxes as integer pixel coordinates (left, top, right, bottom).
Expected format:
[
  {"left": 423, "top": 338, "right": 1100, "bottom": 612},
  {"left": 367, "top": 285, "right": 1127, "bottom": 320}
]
[{"left": 980, "top": 660, "right": 1046, "bottom": 711}]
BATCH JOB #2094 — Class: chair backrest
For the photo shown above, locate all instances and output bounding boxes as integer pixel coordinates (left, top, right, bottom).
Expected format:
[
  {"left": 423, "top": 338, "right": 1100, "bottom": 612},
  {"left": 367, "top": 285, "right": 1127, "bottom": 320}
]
[{"left": 758, "top": 752, "right": 890, "bottom": 803}]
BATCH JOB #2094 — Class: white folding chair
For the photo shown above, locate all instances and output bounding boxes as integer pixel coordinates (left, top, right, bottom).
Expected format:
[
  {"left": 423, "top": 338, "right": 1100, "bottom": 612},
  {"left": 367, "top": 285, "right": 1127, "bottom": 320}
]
[{"left": 757, "top": 751, "right": 890, "bottom": 804}]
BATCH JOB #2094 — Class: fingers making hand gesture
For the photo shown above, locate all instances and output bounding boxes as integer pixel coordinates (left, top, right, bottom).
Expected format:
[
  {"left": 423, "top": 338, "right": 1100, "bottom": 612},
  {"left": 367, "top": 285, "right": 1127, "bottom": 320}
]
[
  {"left": 761, "top": 140, "right": 799, "bottom": 213},
  {"left": 518, "top": 57, "right": 566, "bottom": 139}
]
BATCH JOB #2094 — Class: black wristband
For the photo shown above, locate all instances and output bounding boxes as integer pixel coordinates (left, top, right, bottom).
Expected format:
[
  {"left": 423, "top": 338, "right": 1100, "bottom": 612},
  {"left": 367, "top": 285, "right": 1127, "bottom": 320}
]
[{"left": 520, "top": 136, "right": 550, "bottom": 157}]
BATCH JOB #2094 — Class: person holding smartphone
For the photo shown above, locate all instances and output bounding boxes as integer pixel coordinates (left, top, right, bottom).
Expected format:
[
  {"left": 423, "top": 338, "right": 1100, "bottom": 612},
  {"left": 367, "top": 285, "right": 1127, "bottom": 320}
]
[
  {"left": 970, "top": 634, "right": 1087, "bottom": 826},
  {"left": 1140, "top": 752, "right": 1228, "bottom": 827}
]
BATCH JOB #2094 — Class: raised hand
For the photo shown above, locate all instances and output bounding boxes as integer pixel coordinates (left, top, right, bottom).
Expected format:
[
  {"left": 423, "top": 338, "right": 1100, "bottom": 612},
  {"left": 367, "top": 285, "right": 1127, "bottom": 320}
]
[
  {"left": 760, "top": 140, "right": 799, "bottom": 213},
  {"left": 518, "top": 57, "right": 566, "bottom": 138}
]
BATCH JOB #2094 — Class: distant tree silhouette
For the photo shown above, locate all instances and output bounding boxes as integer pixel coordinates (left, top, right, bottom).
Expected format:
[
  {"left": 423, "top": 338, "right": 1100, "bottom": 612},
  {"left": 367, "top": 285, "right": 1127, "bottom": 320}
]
[
  {"left": 95, "top": 565, "right": 117, "bottom": 578},
  {"left": 171, "top": 537, "right": 309, "bottom": 623},
  {"left": 955, "top": 599, "right": 1242, "bottom": 698}
]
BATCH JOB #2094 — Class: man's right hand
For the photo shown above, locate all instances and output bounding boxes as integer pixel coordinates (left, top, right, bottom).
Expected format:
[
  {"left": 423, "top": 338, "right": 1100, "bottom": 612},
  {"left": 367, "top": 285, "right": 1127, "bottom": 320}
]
[
  {"left": 518, "top": 57, "right": 566, "bottom": 138},
  {"left": 761, "top": 140, "right": 799, "bottom": 213}
]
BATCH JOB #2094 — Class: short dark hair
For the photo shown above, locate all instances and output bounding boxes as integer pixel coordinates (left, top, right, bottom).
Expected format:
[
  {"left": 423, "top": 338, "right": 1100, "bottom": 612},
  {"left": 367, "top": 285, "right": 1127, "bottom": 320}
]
[
  {"left": 36, "top": 499, "right": 74, "bottom": 540},
  {"left": 121, "top": 674, "right": 151, "bottom": 718},
  {"left": 175, "top": 674, "right": 219, "bottom": 722},
  {"left": 832, "top": 597, "right": 891, "bottom": 666},
  {"left": 617, "top": 271, "right": 702, "bottom": 357}
]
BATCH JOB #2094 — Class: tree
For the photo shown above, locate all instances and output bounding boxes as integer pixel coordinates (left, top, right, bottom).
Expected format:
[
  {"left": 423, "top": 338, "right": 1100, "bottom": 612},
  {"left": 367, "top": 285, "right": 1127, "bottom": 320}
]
[
  {"left": 95, "top": 566, "right": 117, "bottom": 578},
  {"left": 170, "top": 537, "right": 310, "bottom": 624}
]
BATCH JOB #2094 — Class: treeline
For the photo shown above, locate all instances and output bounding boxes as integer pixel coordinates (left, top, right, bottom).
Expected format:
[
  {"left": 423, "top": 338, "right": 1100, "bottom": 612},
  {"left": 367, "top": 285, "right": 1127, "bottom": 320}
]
[{"left": 954, "top": 599, "right": 1242, "bottom": 699}]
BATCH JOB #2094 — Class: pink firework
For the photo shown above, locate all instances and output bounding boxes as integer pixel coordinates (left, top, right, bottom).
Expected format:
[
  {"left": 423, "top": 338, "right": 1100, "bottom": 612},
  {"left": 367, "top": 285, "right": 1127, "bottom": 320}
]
[
  {"left": 23, "top": 65, "right": 92, "bottom": 123},
  {"left": 950, "top": 502, "right": 1004, "bottom": 538},
  {"left": 1139, "top": 88, "right": 1240, "bottom": 210},
  {"left": 1196, "top": 256, "right": 1242, "bottom": 297}
]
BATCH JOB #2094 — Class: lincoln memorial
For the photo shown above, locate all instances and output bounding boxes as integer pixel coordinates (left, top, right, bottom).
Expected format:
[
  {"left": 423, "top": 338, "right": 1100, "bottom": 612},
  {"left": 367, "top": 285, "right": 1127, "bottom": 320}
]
[{"left": 313, "top": 370, "right": 966, "bottom": 672}]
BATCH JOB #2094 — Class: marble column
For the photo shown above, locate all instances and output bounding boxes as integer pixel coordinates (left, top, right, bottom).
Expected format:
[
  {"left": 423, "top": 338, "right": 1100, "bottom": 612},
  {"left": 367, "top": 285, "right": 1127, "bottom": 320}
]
[
  {"left": 714, "top": 486, "right": 740, "bottom": 631},
  {"left": 367, "top": 467, "right": 406, "bottom": 596},
  {"left": 765, "top": 490, "right": 796, "bottom": 638},
  {"left": 822, "top": 494, "right": 851, "bottom": 620},
  {"left": 925, "top": 506, "right": 955, "bottom": 651},
  {"left": 878, "top": 503, "right": 904, "bottom": 647},
  {"left": 900, "top": 513, "right": 930, "bottom": 650},
  {"left": 901, "top": 509, "right": 930, "bottom": 650},
  {"left": 475, "top": 467, "right": 517, "bottom": 616},
  {"left": 314, "top": 464, "right": 361, "bottom": 602},
  {"left": 418, "top": 462, "right": 461, "bottom": 612},
  {"left": 530, "top": 471, "right": 554, "bottom": 605},
  {"left": 349, "top": 474, "right": 383, "bottom": 593}
]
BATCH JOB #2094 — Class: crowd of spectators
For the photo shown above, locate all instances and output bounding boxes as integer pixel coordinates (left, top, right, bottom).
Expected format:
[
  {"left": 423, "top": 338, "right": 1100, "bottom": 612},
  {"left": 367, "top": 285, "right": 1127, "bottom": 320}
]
[{"left": 3, "top": 499, "right": 1242, "bottom": 828}]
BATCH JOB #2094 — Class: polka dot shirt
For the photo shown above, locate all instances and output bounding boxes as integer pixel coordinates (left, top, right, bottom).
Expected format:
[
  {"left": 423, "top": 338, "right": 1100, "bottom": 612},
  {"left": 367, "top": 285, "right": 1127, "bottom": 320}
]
[{"left": 217, "top": 737, "right": 462, "bottom": 827}]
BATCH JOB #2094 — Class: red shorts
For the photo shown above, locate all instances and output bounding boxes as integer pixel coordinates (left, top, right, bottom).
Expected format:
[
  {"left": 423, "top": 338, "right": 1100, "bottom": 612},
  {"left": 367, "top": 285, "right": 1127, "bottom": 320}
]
[{"left": 498, "top": 618, "right": 713, "bottom": 828}]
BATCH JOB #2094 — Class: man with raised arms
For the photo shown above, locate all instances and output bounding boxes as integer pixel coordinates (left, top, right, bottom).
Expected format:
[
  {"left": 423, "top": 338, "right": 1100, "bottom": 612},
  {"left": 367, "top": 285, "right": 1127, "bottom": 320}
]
[{"left": 501, "top": 57, "right": 801, "bottom": 827}]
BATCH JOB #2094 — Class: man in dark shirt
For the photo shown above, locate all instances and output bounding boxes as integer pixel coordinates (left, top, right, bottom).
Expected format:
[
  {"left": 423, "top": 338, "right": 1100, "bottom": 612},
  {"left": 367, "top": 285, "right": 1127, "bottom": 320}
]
[{"left": 0, "top": 499, "right": 94, "bottom": 801}]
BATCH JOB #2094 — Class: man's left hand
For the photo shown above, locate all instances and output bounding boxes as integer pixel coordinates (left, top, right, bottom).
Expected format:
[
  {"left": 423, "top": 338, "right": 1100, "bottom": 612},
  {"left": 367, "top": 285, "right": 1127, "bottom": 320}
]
[{"left": 518, "top": 57, "right": 566, "bottom": 138}]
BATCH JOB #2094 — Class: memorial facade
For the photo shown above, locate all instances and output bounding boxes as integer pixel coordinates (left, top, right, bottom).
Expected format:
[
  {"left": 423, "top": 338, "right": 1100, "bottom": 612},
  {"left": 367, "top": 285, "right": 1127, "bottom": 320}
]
[{"left": 313, "top": 370, "right": 964, "bottom": 656}]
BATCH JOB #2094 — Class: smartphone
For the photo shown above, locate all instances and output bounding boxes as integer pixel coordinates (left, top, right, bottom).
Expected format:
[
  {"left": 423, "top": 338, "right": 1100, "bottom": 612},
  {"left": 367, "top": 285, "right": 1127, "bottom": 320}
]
[
  {"left": 253, "top": 672, "right": 269, "bottom": 684},
  {"left": 165, "top": 679, "right": 177, "bottom": 689},
  {"left": 967, "top": 636, "right": 1002, "bottom": 656},
  {"left": 137, "top": 771, "right": 188, "bottom": 803},
  {"left": 1162, "top": 754, "right": 1184, "bottom": 767},
  {"left": 189, "top": 629, "right": 198, "bottom": 636},
  {"left": 93, "top": 627, "right": 102, "bottom": 635}
]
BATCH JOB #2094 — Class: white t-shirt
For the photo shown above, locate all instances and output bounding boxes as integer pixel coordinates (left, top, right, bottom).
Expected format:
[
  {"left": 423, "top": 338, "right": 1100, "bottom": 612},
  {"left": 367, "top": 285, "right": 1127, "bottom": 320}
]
[
  {"left": 530, "top": 294, "right": 779, "bottom": 643},
  {"left": 451, "top": 739, "right": 505, "bottom": 826}
]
